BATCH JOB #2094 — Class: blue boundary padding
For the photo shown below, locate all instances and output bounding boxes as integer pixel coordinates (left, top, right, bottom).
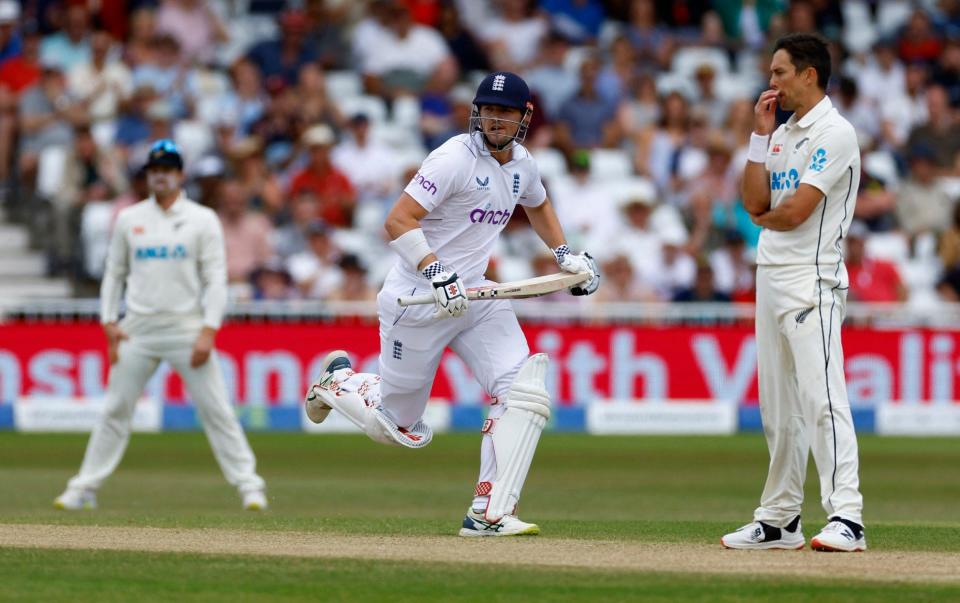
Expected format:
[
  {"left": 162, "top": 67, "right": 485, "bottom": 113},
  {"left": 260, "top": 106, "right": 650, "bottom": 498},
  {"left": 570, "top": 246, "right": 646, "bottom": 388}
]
[
  {"left": 738, "top": 406, "right": 876, "bottom": 433},
  {"left": 163, "top": 405, "right": 304, "bottom": 431},
  {"left": 553, "top": 407, "right": 586, "bottom": 432},
  {"left": 450, "top": 406, "right": 483, "bottom": 431},
  {"left": 0, "top": 404, "right": 12, "bottom": 430}
]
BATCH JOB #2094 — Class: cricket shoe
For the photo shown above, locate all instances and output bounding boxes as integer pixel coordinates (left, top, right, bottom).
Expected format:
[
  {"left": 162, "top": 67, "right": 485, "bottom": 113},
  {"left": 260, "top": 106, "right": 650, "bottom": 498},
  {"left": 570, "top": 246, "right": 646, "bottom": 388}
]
[
  {"left": 811, "top": 517, "right": 866, "bottom": 552},
  {"left": 721, "top": 515, "right": 804, "bottom": 550},
  {"left": 242, "top": 489, "right": 268, "bottom": 511},
  {"left": 53, "top": 488, "right": 97, "bottom": 510},
  {"left": 304, "top": 350, "right": 352, "bottom": 424},
  {"left": 458, "top": 509, "right": 540, "bottom": 537}
]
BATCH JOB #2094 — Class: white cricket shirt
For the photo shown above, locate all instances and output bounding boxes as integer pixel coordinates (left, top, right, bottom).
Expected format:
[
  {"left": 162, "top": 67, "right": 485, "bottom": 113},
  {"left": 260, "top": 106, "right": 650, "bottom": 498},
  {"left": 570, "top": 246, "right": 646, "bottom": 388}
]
[
  {"left": 100, "top": 194, "right": 228, "bottom": 329},
  {"left": 398, "top": 132, "right": 547, "bottom": 283},
  {"left": 758, "top": 96, "right": 860, "bottom": 270}
]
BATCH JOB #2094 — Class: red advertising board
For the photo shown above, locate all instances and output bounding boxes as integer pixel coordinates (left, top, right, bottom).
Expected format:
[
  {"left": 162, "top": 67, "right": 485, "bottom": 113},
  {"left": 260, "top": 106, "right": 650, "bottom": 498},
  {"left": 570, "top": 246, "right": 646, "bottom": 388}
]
[{"left": 1, "top": 321, "right": 959, "bottom": 406}]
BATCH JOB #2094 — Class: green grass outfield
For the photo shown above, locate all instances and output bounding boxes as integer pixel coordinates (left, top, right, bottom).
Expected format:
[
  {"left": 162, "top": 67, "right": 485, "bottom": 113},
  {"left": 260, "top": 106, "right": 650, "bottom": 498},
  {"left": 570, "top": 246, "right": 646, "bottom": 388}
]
[{"left": 1, "top": 432, "right": 958, "bottom": 602}]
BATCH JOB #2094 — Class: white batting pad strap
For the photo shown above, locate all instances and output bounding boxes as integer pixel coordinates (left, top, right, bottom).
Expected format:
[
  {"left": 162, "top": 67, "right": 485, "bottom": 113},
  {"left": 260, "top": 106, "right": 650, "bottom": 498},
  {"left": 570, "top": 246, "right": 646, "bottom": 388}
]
[
  {"left": 388, "top": 228, "right": 433, "bottom": 272},
  {"left": 486, "top": 354, "right": 551, "bottom": 523}
]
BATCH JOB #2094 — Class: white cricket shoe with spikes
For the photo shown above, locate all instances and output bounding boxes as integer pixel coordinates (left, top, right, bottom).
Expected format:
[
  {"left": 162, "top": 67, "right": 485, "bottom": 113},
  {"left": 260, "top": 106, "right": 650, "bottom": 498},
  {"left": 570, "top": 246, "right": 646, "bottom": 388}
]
[
  {"left": 53, "top": 488, "right": 97, "bottom": 510},
  {"left": 458, "top": 508, "right": 540, "bottom": 537}
]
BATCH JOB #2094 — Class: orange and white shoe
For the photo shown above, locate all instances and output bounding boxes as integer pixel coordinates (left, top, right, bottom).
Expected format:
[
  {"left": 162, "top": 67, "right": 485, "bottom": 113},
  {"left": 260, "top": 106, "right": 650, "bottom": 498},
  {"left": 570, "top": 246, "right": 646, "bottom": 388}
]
[{"left": 811, "top": 518, "right": 866, "bottom": 552}]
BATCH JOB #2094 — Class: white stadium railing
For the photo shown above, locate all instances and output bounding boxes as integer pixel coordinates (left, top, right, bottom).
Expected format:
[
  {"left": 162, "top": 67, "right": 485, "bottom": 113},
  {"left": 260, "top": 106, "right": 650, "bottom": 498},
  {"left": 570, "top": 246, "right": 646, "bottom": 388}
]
[{"left": 2, "top": 298, "right": 960, "bottom": 328}]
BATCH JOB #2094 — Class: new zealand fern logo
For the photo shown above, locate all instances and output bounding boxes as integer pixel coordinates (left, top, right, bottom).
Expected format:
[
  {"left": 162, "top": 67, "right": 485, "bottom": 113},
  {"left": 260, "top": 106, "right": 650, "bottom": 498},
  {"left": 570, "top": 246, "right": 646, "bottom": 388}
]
[{"left": 810, "top": 148, "right": 827, "bottom": 172}]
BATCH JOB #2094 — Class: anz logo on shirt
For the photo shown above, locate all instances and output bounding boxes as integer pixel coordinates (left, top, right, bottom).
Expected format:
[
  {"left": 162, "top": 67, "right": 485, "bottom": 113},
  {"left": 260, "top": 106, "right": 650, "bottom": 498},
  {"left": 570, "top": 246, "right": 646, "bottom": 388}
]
[
  {"left": 771, "top": 168, "right": 800, "bottom": 191},
  {"left": 135, "top": 244, "right": 188, "bottom": 260}
]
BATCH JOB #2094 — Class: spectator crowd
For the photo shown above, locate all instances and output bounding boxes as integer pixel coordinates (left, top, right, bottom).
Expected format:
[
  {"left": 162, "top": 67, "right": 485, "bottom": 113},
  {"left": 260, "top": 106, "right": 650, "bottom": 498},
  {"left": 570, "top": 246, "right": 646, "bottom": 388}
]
[{"left": 2, "top": 0, "right": 960, "bottom": 307}]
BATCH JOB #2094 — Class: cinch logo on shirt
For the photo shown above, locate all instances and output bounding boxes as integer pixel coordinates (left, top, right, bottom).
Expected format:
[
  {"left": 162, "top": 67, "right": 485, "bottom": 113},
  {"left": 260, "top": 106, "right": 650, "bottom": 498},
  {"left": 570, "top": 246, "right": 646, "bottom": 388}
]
[
  {"left": 469, "top": 203, "right": 511, "bottom": 225},
  {"left": 135, "top": 244, "right": 188, "bottom": 260},
  {"left": 412, "top": 172, "right": 438, "bottom": 196},
  {"left": 771, "top": 169, "right": 800, "bottom": 191}
]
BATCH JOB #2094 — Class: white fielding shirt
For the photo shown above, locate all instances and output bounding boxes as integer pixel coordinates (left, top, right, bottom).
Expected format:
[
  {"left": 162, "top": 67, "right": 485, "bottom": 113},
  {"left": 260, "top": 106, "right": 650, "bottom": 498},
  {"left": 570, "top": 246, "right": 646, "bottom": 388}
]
[
  {"left": 399, "top": 132, "right": 547, "bottom": 282},
  {"left": 758, "top": 96, "right": 860, "bottom": 270},
  {"left": 100, "top": 194, "right": 228, "bottom": 329}
]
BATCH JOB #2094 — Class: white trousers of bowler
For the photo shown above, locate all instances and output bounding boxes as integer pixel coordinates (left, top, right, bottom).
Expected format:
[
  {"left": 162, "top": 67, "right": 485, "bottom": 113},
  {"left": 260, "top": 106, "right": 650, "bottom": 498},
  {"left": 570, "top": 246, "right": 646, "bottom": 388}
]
[
  {"left": 67, "top": 314, "right": 265, "bottom": 494},
  {"left": 754, "top": 265, "right": 863, "bottom": 527},
  {"left": 377, "top": 271, "right": 530, "bottom": 491}
]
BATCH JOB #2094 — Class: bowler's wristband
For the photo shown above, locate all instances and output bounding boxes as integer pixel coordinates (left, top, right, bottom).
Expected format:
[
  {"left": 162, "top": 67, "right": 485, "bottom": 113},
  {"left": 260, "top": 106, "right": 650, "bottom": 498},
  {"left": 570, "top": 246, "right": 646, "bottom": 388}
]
[{"left": 747, "top": 133, "right": 769, "bottom": 164}]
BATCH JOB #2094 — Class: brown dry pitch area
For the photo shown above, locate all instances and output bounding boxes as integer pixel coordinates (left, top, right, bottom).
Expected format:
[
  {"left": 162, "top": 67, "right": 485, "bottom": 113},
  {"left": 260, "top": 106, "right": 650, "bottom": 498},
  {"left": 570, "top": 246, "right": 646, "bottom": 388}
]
[{"left": 1, "top": 524, "right": 958, "bottom": 584}]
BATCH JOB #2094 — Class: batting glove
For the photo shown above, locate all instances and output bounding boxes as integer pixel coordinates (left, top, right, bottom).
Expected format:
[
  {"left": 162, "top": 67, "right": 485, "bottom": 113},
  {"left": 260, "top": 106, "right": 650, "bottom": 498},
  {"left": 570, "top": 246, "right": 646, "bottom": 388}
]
[
  {"left": 424, "top": 261, "right": 468, "bottom": 319},
  {"left": 553, "top": 245, "right": 600, "bottom": 296}
]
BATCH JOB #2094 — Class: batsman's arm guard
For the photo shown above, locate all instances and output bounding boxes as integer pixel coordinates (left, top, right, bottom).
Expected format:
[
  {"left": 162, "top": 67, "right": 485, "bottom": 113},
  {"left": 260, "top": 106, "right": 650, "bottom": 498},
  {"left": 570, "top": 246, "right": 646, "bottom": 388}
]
[{"left": 486, "top": 353, "right": 551, "bottom": 523}]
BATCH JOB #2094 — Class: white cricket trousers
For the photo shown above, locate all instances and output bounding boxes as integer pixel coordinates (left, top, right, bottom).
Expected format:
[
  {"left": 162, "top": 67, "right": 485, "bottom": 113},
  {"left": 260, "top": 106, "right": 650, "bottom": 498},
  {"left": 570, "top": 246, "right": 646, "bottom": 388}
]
[
  {"left": 67, "top": 314, "right": 265, "bottom": 494},
  {"left": 753, "top": 266, "right": 863, "bottom": 527}
]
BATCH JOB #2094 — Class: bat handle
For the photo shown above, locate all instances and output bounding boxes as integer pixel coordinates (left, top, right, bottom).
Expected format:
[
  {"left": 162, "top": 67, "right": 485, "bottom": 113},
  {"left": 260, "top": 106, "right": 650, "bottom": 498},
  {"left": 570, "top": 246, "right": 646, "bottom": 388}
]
[{"left": 397, "top": 293, "right": 435, "bottom": 306}]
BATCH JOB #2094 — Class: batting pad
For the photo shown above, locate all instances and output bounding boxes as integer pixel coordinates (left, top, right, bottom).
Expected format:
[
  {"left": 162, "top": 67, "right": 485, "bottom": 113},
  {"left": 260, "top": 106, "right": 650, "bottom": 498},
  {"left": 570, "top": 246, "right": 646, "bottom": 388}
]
[{"left": 486, "top": 353, "right": 551, "bottom": 522}]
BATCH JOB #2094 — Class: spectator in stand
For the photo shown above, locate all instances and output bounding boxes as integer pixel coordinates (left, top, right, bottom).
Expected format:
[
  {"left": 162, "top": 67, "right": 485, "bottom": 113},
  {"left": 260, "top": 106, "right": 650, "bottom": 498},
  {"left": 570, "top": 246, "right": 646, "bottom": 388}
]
[
  {"left": 906, "top": 86, "right": 960, "bottom": 170},
  {"left": 328, "top": 253, "right": 376, "bottom": 302},
  {"left": 437, "top": 1, "right": 490, "bottom": 74},
  {"left": 831, "top": 76, "right": 877, "bottom": 147},
  {"left": 0, "top": 19, "right": 38, "bottom": 185},
  {"left": 155, "top": 0, "right": 228, "bottom": 66},
  {"left": 231, "top": 138, "right": 285, "bottom": 218},
  {"left": 933, "top": 39, "right": 960, "bottom": 107},
  {"left": 68, "top": 29, "right": 132, "bottom": 145},
  {"left": 672, "top": 260, "right": 731, "bottom": 302},
  {"left": 550, "top": 150, "right": 617, "bottom": 250},
  {"left": 48, "top": 126, "right": 125, "bottom": 275},
  {"left": 273, "top": 191, "right": 319, "bottom": 260},
  {"left": 540, "top": 0, "right": 606, "bottom": 45},
  {"left": 617, "top": 72, "right": 661, "bottom": 133},
  {"left": 590, "top": 252, "right": 657, "bottom": 302},
  {"left": 896, "top": 144, "right": 955, "bottom": 237},
  {"left": 289, "top": 123, "right": 356, "bottom": 227},
  {"left": 332, "top": 113, "right": 399, "bottom": 204},
  {"left": 357, "top": 2, "right": 457, "bottom": 99},
  {"left": 709, "top": 230, "right": 755, "bottom": 302},
  {"left": 554, "top": 52, "right": 620, "bottom": 152},
  {"left": 523, "top": 31, "right": 576, "bottom": 120},
  {"left": 250, "top": 258, "right": 299, "bottom": 301},
  {"left": 940, "top": 203, "right": 960, "bottom": 270},
  {"left": 216, "top": 59, "right": 266, "bottom": 138},
  {"left": 112, "top": 85, "right": 155, "bottom": 162},
  {"left": 899, "top": 9, "right": 943, "bottom": 66},
  {"left": 855, "top": 38, "right": 906, "bottom": 109},
  {"left": 476, "top": 0, "right": 548, "bottom": 73},
  {"left": 294, "top": 62, "right": 344, "bottom": 132},
  {"left": 634, "top": 90, "right": 693, "bottom": 192},
  {"left": 217, "top": 179, "right": 274, "bottom": 285},
  {"left": 187, "top": 154, "right": 226, "bottom": 209},
  {"left": 846, "top": 221, "right": 907, "bottom": 303},
  {"left": 853, "top": 167, "right": 898, "bottom": 232},
  {"left": 39, "top": 2, "right": 91, "bottom": 72},
  {"left": 247, "top": 10, "right": 318, "bottom": 90},
  {"left": 597, "top": 35, "right": 639, "bottom": 103},
  {"left": 17, "top": 60, "right": 86, "bottom": 193},
  {"left": 124, "top": 8, "right": 156, "bottom": 68},
  {"left": 303, "top": 0, "right": 351, "bottom": 69},
  {"left": 0, "top": 0, "right": 21, "bottom": 66},
  {"left": 690, "top": 63, "right": 727, "bottom": 128},
  {"left": 131, "top": 34, "right": 191, "bottom": 119},
  {"left": 286, "top": 221, "right": 343, "bottom": 299},
  {"left": 625, "top": 0, "right": 672, "bottom": 69}
]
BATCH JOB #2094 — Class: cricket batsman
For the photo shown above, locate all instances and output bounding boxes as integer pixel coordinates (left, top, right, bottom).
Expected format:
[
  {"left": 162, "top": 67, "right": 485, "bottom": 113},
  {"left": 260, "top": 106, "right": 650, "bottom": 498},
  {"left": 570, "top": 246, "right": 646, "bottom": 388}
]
[
  {"left": 54, "top": 139, "right": 268, "bottom": 511},
  {"left": 721, "top": 34, "right": 866, "bottom": 552},
  {"left": 304, "top": 72, "right": 599, "bottom": 536}
]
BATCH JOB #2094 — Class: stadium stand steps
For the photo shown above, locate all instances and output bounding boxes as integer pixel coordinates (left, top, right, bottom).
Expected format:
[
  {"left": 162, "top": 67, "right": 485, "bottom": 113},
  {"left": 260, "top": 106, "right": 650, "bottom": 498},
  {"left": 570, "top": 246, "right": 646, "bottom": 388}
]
[{"left": 0, "top": 209, "right": 70, "bottom": 299}]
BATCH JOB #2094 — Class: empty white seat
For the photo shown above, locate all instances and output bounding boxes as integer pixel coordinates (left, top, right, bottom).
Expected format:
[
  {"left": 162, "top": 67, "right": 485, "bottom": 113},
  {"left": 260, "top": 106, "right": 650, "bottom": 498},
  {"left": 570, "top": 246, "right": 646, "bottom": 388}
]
[
  {"left": 336, "top": 94, "right": 388, "bottom": 124},
  {"left": 325, "top": 70, "right": 364, "bottom": 102},
  {"left": 589, "top": 149, "right": 633, "bottom": 180},
  {"left": 671, "top": 47, "right": 730, "bottom": 78},
  {"left": 531, "top": 147, "right": 567, "bottom": 185}
]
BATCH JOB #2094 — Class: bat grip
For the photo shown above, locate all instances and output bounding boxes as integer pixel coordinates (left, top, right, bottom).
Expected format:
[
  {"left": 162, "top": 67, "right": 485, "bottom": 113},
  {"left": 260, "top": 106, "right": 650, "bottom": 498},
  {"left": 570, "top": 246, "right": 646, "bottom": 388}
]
[{"left": 397, "top": 293, "right": 435, "bottom": 306}]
